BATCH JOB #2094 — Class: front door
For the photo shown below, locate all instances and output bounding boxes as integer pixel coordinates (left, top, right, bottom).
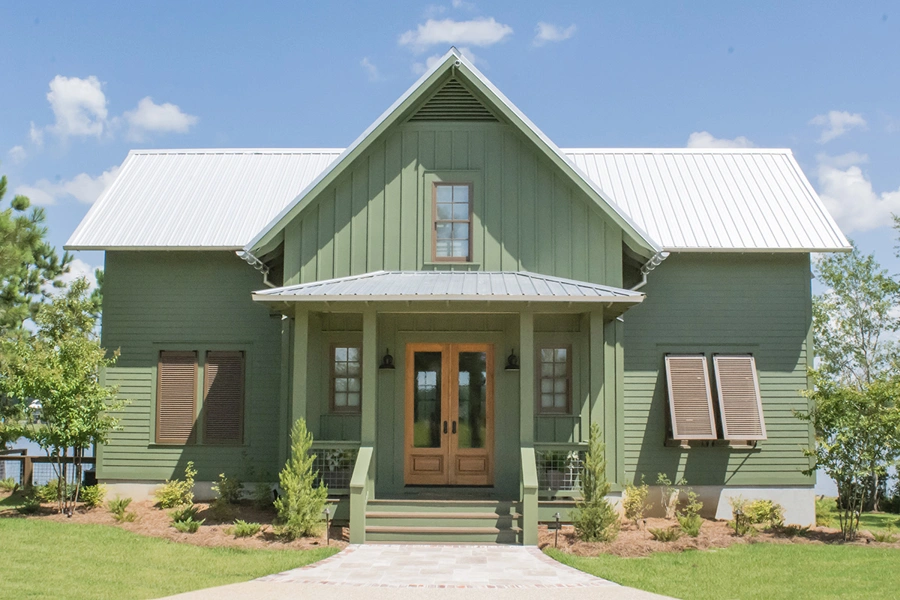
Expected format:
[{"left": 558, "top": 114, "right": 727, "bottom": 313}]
[{"left": 404, "top": 343, "right": 494, "bottom": 486}]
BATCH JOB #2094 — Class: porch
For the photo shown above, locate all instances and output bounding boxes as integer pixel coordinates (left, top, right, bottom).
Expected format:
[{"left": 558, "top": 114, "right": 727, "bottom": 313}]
[{"left": 253, "top": 271, "right": 643, "bottom": 544}]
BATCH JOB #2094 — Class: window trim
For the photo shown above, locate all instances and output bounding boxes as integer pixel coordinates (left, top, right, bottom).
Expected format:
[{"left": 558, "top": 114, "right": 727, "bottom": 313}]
[
  {"left": 156, "top": 350, "right": 198, "bottom": 445},
  {"left": 431, "top": 182, "right": 473, "bottom": 263},
  {"left": 202, "top": 350, "right": 246, "bottom": 445},
  {"left": 536, "top": 345, "right": 573, "bottom": 414},
  {"left": 329, "top": 343, "right": 363, "bottom": 414}
]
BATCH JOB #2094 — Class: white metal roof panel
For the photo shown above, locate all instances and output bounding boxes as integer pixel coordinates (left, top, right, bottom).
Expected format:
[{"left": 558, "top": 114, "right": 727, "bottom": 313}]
[{"left": 253, "top": 271, "right": 643, "bottom": 303}]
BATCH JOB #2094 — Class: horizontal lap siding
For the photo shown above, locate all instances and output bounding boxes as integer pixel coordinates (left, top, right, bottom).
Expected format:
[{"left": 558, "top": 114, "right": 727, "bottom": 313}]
[
  {"left": 623, "top": 253, "right": 813, "bottom": 486},
  {"left": 100, "top": 251, "right": 282, "bottom": 482}
]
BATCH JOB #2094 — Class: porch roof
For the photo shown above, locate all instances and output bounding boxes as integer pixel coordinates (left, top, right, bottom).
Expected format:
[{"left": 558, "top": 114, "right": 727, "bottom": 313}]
[{"left": 252, "top": 271, "right": 643, "bottom": 306}]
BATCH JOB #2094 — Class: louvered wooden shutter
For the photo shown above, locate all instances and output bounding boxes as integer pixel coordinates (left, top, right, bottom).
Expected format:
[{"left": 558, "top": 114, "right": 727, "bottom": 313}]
[
  {"left": 665, "top": 355, "right": 717, "bottom": 440},
  {"left": 203, "top": 351, "right": 244, "bottom": 444},
  {"left": 157, "top": 351, "right": 197, "bottom": 444},
  {"left": 714, "top": 355, "right": 767, "bottom": 440}
]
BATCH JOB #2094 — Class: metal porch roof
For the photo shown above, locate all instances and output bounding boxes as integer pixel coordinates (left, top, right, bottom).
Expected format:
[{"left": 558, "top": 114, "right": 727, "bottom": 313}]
[{"left": 252, "top": 271, "right": 644, "bottom": 303}]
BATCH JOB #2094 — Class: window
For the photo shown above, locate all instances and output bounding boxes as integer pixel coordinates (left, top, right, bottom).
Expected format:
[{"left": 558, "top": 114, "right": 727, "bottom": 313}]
[
  {"left": 538, "top": 347, "right": 571, "bottom": 413},
  {"left": 664, "top": 355, "right": 716, "bottom": 440},
  {"left": 713, "top": 355, "right": 767, "bottom": 440},
  {"left": 331, "top": 346, "right": 362, "bottom": 412},
  {"left": 203, "top": 351, "right": 245, "bottom": 444},
  {"left": 156, "top": 351, "right": 198, "bottom": 444},
  {"left": 433, "top": 183, "right": 472, "bottom": 261}
]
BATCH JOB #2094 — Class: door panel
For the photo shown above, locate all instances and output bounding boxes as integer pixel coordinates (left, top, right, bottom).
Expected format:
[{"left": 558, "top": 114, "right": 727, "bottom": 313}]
[{"left": 405, "top": 343, "right": 494, "bottom": 486}]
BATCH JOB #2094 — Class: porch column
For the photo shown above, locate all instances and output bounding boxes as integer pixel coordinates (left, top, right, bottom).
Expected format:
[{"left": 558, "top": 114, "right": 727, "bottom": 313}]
[
  {"left": 588, "top": 308, "right": 604, "bottom": 429},
  {"left": 361, "top": 309, "right": 378, "bottom": 444},
  {"left": 519, "top": 311, "right": 538, "bottom": 545},
  {"left": 291, "top": 308, "right": 310, "bottom": 430}
]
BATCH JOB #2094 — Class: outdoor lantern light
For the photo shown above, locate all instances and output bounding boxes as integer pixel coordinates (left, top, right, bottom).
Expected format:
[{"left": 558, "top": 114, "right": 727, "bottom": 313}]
[
  {"left": 505, "top": 349, "right": 520, "bottom": 371},
  {"left": 323, "top": 507, "right": 331, "bottom": 545},
  {"left": 379, "top": 348, "right": 395, "bottom": 370},
  {"left": 734, "top": 507, "right": 744, "bottom": 535},
  {"left": 553, "top": 512, "right": 561, "bottom": 548}
]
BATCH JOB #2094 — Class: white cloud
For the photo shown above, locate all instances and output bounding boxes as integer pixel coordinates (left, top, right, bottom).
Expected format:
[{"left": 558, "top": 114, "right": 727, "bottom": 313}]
[
  {"left": 809, "top": 110, "right": 867, "bottom": 143},
  {"left": 685, "top": 131, "right": 756, "bottom": 148},
  {"left": 815, "top": 153, "right": 900, "bottom": 233},
  {"left": 58, "top": 258, "right": 100, "bottom": 293},
  {"left": 8, "top": 145, "right": 26, "bottom": 163},
  {"left": 360, "top": 57, "right": 382, "bottom": 82},
  {"left": 123, "top": 97, "right": 198, "bottom": 141},
  {"left": 29, "top": 122, "right": 43, "bottom": 147},
  {"left": 533, "top": 22, "right": 576, "bottom": 46},
  {"left": 451, "top": 0, "right": 476, "bottom": 9},
  {"left": 412, "top": 46, "right": 479, "bottom": 75},
  {"left": 46, "top": 75, "right": 108, "bottom": 138},
  {"left": 14, "top": 165, "right": 120, "bottom": 206},
  {"left": 399, "top": 17, "right": 513, "bottom": 52}
]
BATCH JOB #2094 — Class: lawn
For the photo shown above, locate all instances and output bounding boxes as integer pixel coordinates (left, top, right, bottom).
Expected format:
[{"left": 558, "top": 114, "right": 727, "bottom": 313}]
[
  {"left": 0, "top": 517, "right": 337, "bottom": 600},
  {"left": 548, "top": 544, "right": 900, "bottom": 600},
  {"left": 817, "top": 497, "right": 900, "bottom": 533}
]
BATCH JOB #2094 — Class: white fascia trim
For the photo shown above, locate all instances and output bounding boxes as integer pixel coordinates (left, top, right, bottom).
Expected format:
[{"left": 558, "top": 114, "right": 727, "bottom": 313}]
[
  {"left": 128, "top": 148, "right": 345, "bottom": 156},
  {"left": 562, "top": 148, "right": 794, "bottom": 155},
  {"left": 64, "top": 245, "right": 244, "bottom": 251},
  {"left": 664, "top": 246, "right": 853, "bottom": 253},
  {"left": 251, "top": 294, "right": 644, "bottom": 303}
]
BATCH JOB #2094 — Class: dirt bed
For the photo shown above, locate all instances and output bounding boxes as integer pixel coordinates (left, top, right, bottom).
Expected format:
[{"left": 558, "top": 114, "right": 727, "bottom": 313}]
[
  {"left": 539, "top": 518, "right": 899, "bottom": 557},
  {"left": 0, "top": 492, "right": 347, "bottom": 551}
]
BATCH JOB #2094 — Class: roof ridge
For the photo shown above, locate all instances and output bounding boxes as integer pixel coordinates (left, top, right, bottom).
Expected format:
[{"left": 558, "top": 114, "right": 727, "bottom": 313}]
[{"left": 128, "top": 148, "right": 345, "bottom": 156}]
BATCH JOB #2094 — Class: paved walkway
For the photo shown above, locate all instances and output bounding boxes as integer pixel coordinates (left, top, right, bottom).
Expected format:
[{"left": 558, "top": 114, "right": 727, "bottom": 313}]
[{"left": 163, "top": 544, "right": 676, "bottom": 599}]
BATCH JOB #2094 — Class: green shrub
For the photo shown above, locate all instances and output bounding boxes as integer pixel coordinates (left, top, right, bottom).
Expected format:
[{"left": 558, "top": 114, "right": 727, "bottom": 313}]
[
  {"left": 230, "top": 519, "right": 262, "bottom": 538},
  {"left": 80, "top": 484, "right": 107, "bottom": 509},
  {"left": 273, "top": 418, "right": 328, "bottom": 540},
  {"left": 774, "top": 524, "right": 810, "bottom": 537},
  {"left": 206, "top": 499, "right": 236, "bottom": 522},
  {"left": 872, "top": 529, "right": 898, "bottom": 543},
  {"left": 677, "top": 513, "right": 703, "bottom": 537},
  {"left": 33, "top": 480, "right": 75, "bottom": 503},
  {"left": 649, "top": 526, "right": 683, "bottom": 542},
  {"left": 744, "top": 499, "right": 784, "bottom": 527},
  {"left": 16, "top": 497, "right": 41, "bottom": 514},
  {"left": 656, "top": 473, "right": 686, "bottom": 520},
  {"left": 173, "top": 517, "right": 204, "bottom": 533},
  {"left": 815, "top": 496, "right": 835, "bottom": 527},
  {"left": 622, "top": 476, "right": 651, "bottom": 527},
  {"left": 0, "top": 477, "right": 17, "bottom": 492},
  {"left": 252, "top": 482, "right": 274, "bottom": 509},
  {"left": 212, "top": 472, "right": 243, "bottom": 504},
  {"left": 169, "top": 504, "right": 200, "bottom": 523},
  {"left": 154, "top": 461, "right": 197, "bottom": 508},
  {"left": 571, "top": 423, "right": 619, "bottom": 542},
  {"left": 108, "top": 496, "right": 137, "bottom": 522}
]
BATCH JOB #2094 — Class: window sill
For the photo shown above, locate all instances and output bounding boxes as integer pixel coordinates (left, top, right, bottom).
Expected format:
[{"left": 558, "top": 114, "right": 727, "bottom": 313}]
[{"left": 665, "top": 439, "right": 760, "bottom": 451}]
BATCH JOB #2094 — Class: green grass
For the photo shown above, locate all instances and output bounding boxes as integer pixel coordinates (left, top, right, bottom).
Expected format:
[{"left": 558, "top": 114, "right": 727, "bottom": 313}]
[
  {"left": 548, "top": 544, "right": 900, "bottom": 600},
  {"left": 817, "top": 497, "right": 900, "bottom": 533},
  {"left": 0, "top": 518, "right": 338, "bottom": 600}
]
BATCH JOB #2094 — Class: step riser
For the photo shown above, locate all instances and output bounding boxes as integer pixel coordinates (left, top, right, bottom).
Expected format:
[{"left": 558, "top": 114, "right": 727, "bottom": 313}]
[
  {"left": 366, "top": 531, "right": 521, "bottom": 544},
  {"left": 366, "top": 503, "right": 520, "bottom": 515},
  {"left": 366, "top": 517, "right": 518, "bottom": 528}
]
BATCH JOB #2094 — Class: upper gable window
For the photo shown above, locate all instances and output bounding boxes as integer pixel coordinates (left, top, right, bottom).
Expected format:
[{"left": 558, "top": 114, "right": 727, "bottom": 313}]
[{"left": 433, "top": 183, "right": 472, "bottom": 262}]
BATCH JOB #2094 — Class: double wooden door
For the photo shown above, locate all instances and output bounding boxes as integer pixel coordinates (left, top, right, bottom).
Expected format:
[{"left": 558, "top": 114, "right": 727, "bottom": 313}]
[{"left": 404, "top": 343, "right": 494, "bottom": 486}]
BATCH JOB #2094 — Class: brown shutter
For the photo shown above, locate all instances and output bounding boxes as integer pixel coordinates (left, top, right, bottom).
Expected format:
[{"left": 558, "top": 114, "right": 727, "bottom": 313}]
[
  {"left": 157, "top": 351, "right": 197, "bottom": 444},
  {"left": 714, "top": 355, "right": 767, "bottom": 440},
  {"left": 665, "top": 355, "right": 717, "bottom": 440},
  {"left": 203, "top": 351, "right": 244, "bottom": 444}
]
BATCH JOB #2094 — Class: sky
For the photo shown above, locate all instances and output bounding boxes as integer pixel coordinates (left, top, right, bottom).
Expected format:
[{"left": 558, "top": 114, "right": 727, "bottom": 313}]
[{"left": 1, "top": 0, "right": 899, "bottom": 291}]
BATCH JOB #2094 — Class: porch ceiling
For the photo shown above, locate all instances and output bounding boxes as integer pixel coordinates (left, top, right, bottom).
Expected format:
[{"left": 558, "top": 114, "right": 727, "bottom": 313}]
[{"left": 252, "top": 270, "right": 643, "bottom": 316}]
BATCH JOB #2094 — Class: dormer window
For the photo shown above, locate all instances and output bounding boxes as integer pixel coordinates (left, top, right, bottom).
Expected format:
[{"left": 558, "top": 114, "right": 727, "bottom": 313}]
[{"left": 433, "top": 183, "right": 472, "bottom": 262}]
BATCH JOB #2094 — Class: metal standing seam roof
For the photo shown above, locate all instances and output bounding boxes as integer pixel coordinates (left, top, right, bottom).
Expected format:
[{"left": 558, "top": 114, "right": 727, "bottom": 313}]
[
  {"left": 252, "top": 271, "right": 644, "bottom": 303},
  {"left": 65, "top": 147, "right": 850, "bottom": 252}
]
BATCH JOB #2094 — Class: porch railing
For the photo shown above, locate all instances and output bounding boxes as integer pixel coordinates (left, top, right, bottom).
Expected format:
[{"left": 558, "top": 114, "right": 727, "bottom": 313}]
[
  {"left": 520, "top": 447, "right": 539, "bottom": 545},
  {"left": 349, "top": 445, "right": 374, "bottom": 544},
  {"left": 0, "top": 452, "right": 97, "bottom": 489},
  {"left": 534, "top": 443, "right": 587, "bottom": 499},
  {"left": 310, "top": 441, "right": 360, "bottom": 495}
]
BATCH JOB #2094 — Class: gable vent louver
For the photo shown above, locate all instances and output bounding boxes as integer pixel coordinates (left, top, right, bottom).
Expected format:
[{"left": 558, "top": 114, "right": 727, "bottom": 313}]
[{"left": 408, "top": 78, "right": 498, "bottom": 122}]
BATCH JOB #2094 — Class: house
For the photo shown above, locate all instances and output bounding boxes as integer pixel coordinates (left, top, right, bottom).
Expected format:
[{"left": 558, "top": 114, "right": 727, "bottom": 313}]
[{"left": 66, "top": 48, "right": 850, "bottom": 544}]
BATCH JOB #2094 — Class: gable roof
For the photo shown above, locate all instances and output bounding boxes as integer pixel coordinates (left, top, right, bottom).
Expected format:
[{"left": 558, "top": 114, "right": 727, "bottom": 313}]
[
  {"left": 65, "top": 147, "right": 850, "bottom": 253},
  {"left": 242, "top": 48, "right": 661, "bottom": 258}
]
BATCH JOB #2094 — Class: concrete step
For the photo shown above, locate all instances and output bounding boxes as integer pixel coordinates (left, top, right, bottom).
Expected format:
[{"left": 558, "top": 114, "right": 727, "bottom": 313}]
[{"left": 365, "top": 525, "right": 522, "bottom": 544}]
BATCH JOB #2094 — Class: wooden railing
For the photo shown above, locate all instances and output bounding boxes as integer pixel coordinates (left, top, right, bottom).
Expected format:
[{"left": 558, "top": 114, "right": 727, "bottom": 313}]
[
  {"left": 349, "top": 445, "right": 374, "bottom": 544},
  {"left": 0, "top": 452, "right": 97, "bottom": 488},
  {"left": 520, "top": 447, "right": 538, "bottom": 545}
]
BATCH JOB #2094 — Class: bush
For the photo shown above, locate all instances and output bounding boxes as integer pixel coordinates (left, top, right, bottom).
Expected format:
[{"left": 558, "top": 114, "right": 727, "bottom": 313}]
[
  {"left": 154, "top": 461, "right": 197, "bottom": 509},
  {"left": 273, "top": 418, "right": 328, "bottom": 540},
  {"left": 230, "top": 519, "right": 262, "bottom": 538},
  {"left": 16, "top": 497, "right": 41, "bottom": 515},
  {"left": 170, "top": 504, "right": 200, "bottom": 523},
  {"left": 737, "top": 499, "right": 784, "bottom": 527},
  {"left": 649, "top": 526, "right": 683, "bottom": 542},
  {"left": 206, "top": 499, "right": 236, "bottom": 522},
  {"left": 571, "top": 423, "right": 619, "bottom": 542},
  {"left": 108, "top": 496, "right": 137, "bottom": 522},
  {"left": 0, "top": 477, "right": 17, "bottom": 492},
  {"left": 773, "top": 524, "right": 810, "bottom": 538},
  {"left": 872, "top": 529, "right": 898, "bottom": 543},
  {"left": 815, "top": 496, "right": 835, "bottom": 527},
  {"left": 676, "top": 513, "right": 703, "bottom": 537},
  {"left": 173, "top": 517, "right": 204, "bottom": 533},
  {"left": 252, "top": 482, "right": 274, "bottom": 509},
  {"left": 80, "top": 484, "right": 107, "bottom": 509},
  {"left": 33, "top": 480, "right": 76, "bottom": 503},
  {"left": 656, "top": 473, "right": 686, "bottom": 520},
  {"left": 623, "top": 476, "right": 651, "bottom": 527},
  {"left": 212, "top": 472, "right": 243, "bottom": 504}
]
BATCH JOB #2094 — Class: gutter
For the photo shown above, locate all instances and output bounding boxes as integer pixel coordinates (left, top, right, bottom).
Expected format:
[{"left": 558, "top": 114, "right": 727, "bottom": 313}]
[
  {"left": 630, "top": 251, "right": 670, "bottom": 291},
  {"left": 236, "top": 250, "right": 276, "bottom": 288}
]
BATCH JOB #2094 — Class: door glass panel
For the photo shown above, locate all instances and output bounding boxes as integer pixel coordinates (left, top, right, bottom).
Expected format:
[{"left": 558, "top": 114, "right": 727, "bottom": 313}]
[
  {"left": 413, "top": 352, "right": 442, "bottom": 448},
  {"left": 457, "top": 351, "right": 487, "bottom": 449}
]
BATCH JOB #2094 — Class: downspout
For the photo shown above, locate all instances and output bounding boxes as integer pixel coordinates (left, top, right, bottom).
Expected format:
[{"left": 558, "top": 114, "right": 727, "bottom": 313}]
[
  {"left": 630, "top": 251, "right": 670, "bottom": 291},
  {"left": 236, "top": 250, "right": 276, "bottom": 288}
]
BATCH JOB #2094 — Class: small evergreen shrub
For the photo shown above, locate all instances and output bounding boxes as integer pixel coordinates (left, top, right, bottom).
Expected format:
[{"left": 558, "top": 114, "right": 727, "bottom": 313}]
[
  {"left": 815, "top": 496, "right": 835, "bottom": 527},
  {"left": 252, "top": 482, "right": 274, "bottom": 509},
  {"left": 676, "top": 513, "right": 703, "bottom": 537},
  {"left": 231, "top": 519, "right": 262, "bottom": 538},
  {"left": 16, "top": 497, "right": 41, "bottom": 514},
  {"left": 656, "top": 473, "right": 686, "bottom": 520},
  {"left": 744, "top": 499, "right": 784, "bottom": 527},
  {"left": 872, "top": 529, "right": 898, "bottom": 543},
  {"left": 154, "top": 461, "right": 197, "bottom": 508},
  {"left": 649, "top": 526, "right": 683, "bottom": 542},
  {"left": 173, "top": 517, "right": 204, "bottom": 533},
  {"left": 773, "top": 524, "right": 810, "bottom": 537},
  {"left": 108, "top": 496, "right": 137, "bottom": 522},
  {"left": 80, "top": 484, "right": 107, "bottom": 509},
  {"left": 207, "top": 499, "right": 236, "bottom": 522},
  {"left": 33, "top": 480, "right": 75, "bottom": 503},
  {"left": 169, "top": 504, "right": 200, "bottom": 523},
  {"left": 274, "top": 418, "right": 328, "bottom": 540},
  {"left": 622, "top": 476, "right": 651, "bottom": 527},
  {"left": 212, "top": 472, "right": 243, "bottom": 504},
  {"left": 0, "top": 477, "right": 17, "bottom": 492},
  {"left": 571, "top": 423, "right": 619, "bottom": 542}
]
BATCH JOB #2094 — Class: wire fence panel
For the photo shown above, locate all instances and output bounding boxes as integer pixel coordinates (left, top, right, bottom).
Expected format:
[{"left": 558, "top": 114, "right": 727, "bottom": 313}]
[
  {"left": 310, "top": 447, "right": 358, "bottom": 491},
  {"left": 535, "top": 449, "right": 585, "bottom": 492}
]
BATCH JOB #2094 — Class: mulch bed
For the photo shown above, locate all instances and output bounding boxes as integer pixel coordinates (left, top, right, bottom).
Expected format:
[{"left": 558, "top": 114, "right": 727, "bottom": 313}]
[
  {"left": 0, "top": 491, "right": 347, "bottom": 551},
  {"left": 538, "top": 518, "right": 900, "bottom": 557}
]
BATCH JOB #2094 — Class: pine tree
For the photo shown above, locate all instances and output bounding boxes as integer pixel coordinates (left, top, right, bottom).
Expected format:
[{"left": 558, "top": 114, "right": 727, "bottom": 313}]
[
  {"left": 274, "top": 418, "right": 328, "bottom": 539},
  {"left": 571, "top": 422, "right": 619, "bottom": 542}
]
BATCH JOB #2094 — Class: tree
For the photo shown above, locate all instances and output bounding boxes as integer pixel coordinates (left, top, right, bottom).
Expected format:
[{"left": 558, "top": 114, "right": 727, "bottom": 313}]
[
  {"left": 0, "top": 175, "right": 71, "bottom": 338},
  {"left": 798, "top": 372, "right": 900, "bottom": 540},
  {"left": 812, "top": 244, "right": 900, "bottom": 389},
  {"left": 274, "top": 418, "right": 328, "bottom": 539},
  {"left": 0, "top": 278, "right": 122, "bottom": 514},
  {"left": 571, "top": 422, "right": 619, "bottom": 542}
]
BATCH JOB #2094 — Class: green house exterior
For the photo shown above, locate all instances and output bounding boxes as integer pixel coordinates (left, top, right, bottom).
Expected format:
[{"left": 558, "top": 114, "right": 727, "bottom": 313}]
[{"left": 68, "top": 49, "right": 850, "bottom": 543}]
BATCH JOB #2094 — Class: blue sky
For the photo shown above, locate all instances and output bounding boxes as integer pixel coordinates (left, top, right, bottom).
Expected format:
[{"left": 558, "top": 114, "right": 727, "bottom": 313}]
[{"left": 1, "top": 0, "right": 899, "bottom": 287}]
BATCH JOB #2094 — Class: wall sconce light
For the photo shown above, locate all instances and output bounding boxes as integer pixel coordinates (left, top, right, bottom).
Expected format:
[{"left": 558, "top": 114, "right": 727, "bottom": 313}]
[
  {"left": 505, "top": 349, "right": 520, "bottom": 371},
  {"left": 379, "top": 348, "right": 395, "bottom": 370}
]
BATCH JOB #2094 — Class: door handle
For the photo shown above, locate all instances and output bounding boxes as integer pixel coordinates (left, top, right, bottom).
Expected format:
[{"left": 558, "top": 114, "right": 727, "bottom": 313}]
[
  {"left": 443, "top": 421, "right": 448, "bottom": 434},
  {"left": 452, "top": 421, "right": 457, "bottom": 434}
]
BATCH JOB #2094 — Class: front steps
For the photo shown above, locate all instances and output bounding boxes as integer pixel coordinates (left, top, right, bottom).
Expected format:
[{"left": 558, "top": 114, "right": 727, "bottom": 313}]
[{"left": 364, "top": 499, "right": 522, "bottom": 544}]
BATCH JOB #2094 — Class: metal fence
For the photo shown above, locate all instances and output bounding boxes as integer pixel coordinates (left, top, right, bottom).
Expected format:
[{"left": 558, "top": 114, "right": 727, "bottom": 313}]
[
  {"left": 535, "top": 448, "right": 585, "bottom": 493},
  {"left": 0, "top": 453, "right": 96, "bottom": 488},
  {"left": 310, "top": 444, "right": 359, "bottom": 492}
]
